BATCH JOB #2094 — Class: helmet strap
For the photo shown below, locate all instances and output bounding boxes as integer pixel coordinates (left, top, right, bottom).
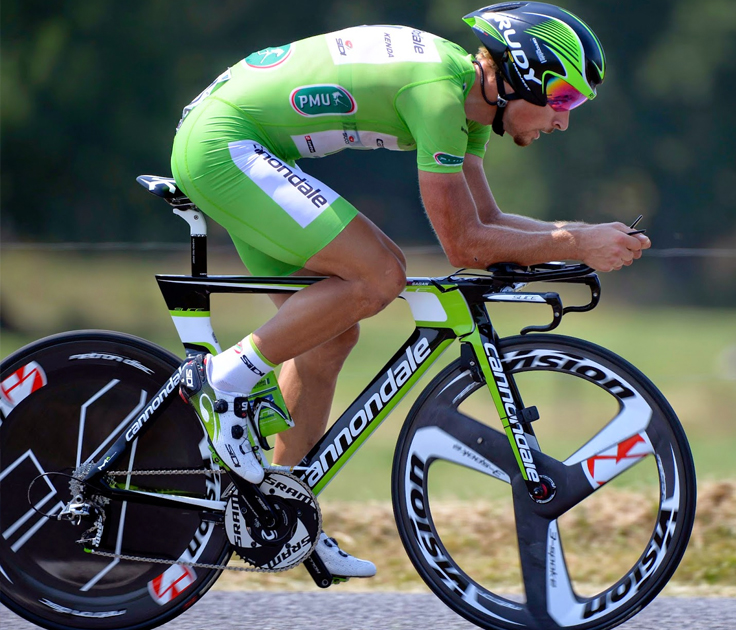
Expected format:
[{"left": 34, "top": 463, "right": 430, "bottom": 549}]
[{"left": 472, "top": 60, "right": 522, "bottom": 137}]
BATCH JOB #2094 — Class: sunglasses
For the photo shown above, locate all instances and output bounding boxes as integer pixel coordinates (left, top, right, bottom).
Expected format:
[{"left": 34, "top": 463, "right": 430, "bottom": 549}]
[{"left": 545, "top": 76, "right": 589, "bottom": 112}]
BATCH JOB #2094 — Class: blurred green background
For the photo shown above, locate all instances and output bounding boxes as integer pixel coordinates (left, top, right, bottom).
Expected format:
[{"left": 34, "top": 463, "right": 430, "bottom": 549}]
[{"left": 2, "top": 0, "right": 735, "bottom": 497}]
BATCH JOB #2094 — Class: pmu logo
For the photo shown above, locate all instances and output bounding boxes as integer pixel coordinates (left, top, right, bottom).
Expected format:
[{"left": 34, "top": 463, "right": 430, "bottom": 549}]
[
  {"left": 290, "top": 85, "right": 357, "bottom": 117},
  {"left": 245, "top": 44, "right": 292, "bottom": 68}
]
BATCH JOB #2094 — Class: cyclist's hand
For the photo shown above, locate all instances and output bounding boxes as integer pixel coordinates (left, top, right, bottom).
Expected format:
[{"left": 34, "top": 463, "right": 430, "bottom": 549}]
[{"left": 575, "top": 223, "right": 651, "bottom": 272}]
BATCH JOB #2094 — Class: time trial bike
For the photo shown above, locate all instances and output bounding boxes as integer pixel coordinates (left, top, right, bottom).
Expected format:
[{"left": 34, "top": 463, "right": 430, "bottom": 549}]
[{"left": 0, "top": 175, "right": 696, "bottom": 630}]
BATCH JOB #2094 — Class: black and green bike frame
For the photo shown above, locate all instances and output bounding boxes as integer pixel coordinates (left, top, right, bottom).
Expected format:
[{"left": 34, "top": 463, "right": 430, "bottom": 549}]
[{"left": 83, "top": 200, "right": 601, "bottom": 505}]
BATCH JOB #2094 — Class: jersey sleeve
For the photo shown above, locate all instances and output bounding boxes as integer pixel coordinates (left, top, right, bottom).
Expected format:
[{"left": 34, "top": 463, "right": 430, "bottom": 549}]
[
  {"left": 466, "top": 119, "right": 491, "bottom": 159},
  {"left": 395, "top": 80, "right": 470, "bottom": 173}
]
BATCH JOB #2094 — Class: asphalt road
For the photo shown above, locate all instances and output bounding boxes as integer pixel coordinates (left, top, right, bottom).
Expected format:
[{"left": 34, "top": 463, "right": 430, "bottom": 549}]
[{"left": 2, "top": 593, "right": 735, "bottom": 629}]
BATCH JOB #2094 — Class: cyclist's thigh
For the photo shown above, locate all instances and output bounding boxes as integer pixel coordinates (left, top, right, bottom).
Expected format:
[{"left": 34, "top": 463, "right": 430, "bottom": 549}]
[
  {"left": 171, "top": 97, "right": 357, "bottom": 274},
  {"left": 229, "top": 235, "right": 300, "bottom": 277},
  {"left": 304, "top": 212, "right": 407, "bottom": 289}
]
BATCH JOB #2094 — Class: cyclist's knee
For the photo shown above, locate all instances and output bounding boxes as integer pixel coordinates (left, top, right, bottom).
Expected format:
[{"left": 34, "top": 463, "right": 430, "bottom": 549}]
[
  {"left": 357, "top": 258, "right": 406, "bottom": 316},
  {"left": 383, "top": 259, "right": 407, "bottom": 302}
]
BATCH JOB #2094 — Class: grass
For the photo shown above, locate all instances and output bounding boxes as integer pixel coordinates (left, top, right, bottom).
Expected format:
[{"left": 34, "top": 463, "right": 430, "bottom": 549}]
[{"left": 214, "top": 481, "right": 736, "bottom": 594}]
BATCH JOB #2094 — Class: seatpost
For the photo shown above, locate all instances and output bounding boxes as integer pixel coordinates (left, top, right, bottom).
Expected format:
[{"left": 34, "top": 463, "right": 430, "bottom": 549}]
[{"left": 173, "top": 208, "right": 208, "bottom": 276}]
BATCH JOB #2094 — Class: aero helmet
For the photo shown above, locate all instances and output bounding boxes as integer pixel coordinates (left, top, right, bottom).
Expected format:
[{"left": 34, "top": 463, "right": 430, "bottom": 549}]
[{"left": 463, "top": 2, "right": 606, "bottom": 133}]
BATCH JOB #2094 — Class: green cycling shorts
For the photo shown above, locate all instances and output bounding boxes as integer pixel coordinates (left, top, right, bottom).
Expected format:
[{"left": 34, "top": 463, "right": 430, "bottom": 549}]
[{"left": 171, "top": 96, "right": 358, "bottom": 276}]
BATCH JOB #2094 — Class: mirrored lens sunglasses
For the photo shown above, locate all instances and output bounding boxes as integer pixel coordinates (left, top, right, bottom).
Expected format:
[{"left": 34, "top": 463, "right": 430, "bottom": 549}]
[{"left": 545, "top": 76, "right": 589, "bottom": 112}]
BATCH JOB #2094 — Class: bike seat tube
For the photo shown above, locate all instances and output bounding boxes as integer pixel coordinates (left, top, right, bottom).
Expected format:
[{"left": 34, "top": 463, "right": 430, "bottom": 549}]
[{"left": 173, "top": 207, "right": 208, "bottom": 276}]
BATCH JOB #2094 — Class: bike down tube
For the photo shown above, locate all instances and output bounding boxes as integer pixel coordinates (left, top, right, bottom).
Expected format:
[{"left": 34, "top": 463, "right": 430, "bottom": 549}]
[{"left": 298, "top": 326, "right": 456, "bottom": 496}]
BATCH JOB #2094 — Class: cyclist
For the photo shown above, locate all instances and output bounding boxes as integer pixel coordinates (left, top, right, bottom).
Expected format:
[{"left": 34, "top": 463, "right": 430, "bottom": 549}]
[{"left": 173, "top": 2, "right": 651, "bottom": 580}]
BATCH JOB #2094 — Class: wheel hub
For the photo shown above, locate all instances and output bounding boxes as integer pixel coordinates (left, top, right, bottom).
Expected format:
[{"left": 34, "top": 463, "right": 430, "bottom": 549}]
[{"left": 529, "top": 475, "right": 557, "bottom": 504}]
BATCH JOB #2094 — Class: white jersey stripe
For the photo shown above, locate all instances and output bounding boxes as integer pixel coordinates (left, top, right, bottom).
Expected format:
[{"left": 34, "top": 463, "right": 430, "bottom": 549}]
[{"left": 228, "top": 141, "right": 340, "bottom": 228}]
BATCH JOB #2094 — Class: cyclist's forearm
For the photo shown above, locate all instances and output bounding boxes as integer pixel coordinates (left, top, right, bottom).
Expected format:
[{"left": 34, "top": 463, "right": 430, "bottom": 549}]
[
  {"left": 488, "top": 212, "right": 588, "bottom": 232},
  {"left": 455, "top": 223, "right": 580, "bottom": 268}
]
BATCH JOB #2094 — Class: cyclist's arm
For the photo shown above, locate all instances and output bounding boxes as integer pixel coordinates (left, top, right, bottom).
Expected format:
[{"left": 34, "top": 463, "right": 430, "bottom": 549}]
[
  {"left": 418, "top": 164, "right": 647, "bottom": 271},
  {"left": 462, "top": 154, "right": 587, "bottom": 230}
]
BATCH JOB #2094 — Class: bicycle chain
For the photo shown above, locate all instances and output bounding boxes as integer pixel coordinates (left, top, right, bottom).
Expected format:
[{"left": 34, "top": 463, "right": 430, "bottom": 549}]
[
  {"left": 89, "top": 468, "right": 314, "bottom": 574},
  {"left": 86, "top": 547, "right": 283, "bottom": 573},
  {"left": 105, "top": 468, "right": 225, "bottom": 476}
]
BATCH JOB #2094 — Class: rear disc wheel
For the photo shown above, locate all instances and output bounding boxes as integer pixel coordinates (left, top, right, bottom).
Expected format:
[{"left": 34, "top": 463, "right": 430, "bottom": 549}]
[{"left": 0, "top": 331, "right": 230, "bottom": 630}]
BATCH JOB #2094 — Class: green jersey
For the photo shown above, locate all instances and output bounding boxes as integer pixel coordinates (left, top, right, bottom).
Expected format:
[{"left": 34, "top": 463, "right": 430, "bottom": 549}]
[
  {"left": 184, "top": 25, "right": 491, "bottom": 173},
  {"left": 172, "top": 25, "right": 491, "bottom": 277}
]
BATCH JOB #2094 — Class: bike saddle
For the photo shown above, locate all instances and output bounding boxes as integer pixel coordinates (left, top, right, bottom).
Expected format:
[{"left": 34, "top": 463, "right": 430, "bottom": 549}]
[{"left": 136, "top": 174, "right": 192, "bottom": 205}]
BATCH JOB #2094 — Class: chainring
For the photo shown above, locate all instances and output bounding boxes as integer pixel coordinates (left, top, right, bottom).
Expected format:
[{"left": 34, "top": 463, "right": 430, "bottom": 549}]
[{"left": 225, "top": 471, "right": 321, "bottom": 571}]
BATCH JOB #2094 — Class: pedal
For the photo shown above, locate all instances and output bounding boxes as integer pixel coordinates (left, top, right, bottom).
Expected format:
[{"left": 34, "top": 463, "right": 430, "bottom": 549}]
[{"left": 304, "top": 551, "right": 334, "bottom": 588}]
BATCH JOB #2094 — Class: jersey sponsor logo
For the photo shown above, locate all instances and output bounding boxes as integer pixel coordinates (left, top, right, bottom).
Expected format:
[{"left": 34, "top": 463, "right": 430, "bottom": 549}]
[
  {"left": 333, "top": 37, "right": 354, "bottom": 57},
  {"left": 229, "top": 140, "right": 339, "bottom": 227},
  {"left": 411, "top": 29, "right": 428, "bottom": 54},
  {"left": 291, "top": 130, "right": 401, "bottom": 158},
  {"left": 384, "top": 31, "right": 395, "bottom": 58},
  {"left": 244, "top": 44, "right": 292, "bottom": 69},
  {"left": 328, "top": 26, "right": 441, "bottom": 65},
  {"left": 290, "top": 85, "right": 357, "bottom": 117},
  {"left": 252, "top": 145, "right": 330, "bottom": 209},
  {"left": 433, "top": 152, "right": 464, "bottom": 166}
]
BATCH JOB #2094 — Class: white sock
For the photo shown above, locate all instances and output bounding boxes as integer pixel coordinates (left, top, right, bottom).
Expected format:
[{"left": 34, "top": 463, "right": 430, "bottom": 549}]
[{"left": 208, "top": 334, "right": 276, "bottom": 395}]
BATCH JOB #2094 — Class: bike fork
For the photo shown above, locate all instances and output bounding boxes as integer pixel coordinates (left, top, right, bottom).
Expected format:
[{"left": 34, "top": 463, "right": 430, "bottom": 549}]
[{"left": 463, "top": 319, "right": 549, "bottom": 499}]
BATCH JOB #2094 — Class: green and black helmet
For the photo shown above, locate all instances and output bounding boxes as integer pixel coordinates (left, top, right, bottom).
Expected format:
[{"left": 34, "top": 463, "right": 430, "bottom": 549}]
[{"left": 463, "top": 2, "right": 606, "bottom": 133}]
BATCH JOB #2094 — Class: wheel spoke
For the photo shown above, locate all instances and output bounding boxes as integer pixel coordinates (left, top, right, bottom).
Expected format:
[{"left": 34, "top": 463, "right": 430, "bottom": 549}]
[
  {"left": 513, "top": 487, "right": 586, "bottom": 628},
  {"left": 513, "top": 487, "right": 556, "bottom": 624},
  {"left": 565, "top": 394, "right": 653, "bottom": 468},
  {"left": 558, "top": 421, "right": 655, "bottom": 509},
  {"left": 412, "top": 400, "right": 520, "bottom": 481}
]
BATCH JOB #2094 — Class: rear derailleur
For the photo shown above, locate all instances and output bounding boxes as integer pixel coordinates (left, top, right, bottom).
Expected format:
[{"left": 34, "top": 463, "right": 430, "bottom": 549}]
[{"left": 57, "top": 462, "right": 109, "bottom": 549}]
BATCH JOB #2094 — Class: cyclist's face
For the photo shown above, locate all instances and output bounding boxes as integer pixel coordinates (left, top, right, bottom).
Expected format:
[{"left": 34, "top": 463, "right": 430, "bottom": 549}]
[{"left": 504, "top": 99, "right": 570, "bottom": 147}]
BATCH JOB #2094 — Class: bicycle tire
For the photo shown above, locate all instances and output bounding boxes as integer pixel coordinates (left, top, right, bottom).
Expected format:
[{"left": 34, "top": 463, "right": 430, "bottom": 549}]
[
  {"left": 392, "top": 334, "right": 696, "bottom": 630},
  {"left": 0, "top": 331, "right": 231, "bottom": 630}
]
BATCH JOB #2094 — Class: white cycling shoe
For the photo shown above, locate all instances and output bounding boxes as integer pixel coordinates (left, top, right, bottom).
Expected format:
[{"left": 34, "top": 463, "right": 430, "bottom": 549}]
[
  {"left": 180, "top": 354, "right": 265, "bottom": 485},
  {"left": 314, "top": 532, "right": 376, "bottom": 579}
]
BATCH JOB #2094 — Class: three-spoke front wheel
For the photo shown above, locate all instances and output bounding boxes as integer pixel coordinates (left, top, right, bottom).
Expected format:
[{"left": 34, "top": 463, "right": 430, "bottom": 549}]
[{"left": 392, "top": 335, "right": 696, "bottom": 630}]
